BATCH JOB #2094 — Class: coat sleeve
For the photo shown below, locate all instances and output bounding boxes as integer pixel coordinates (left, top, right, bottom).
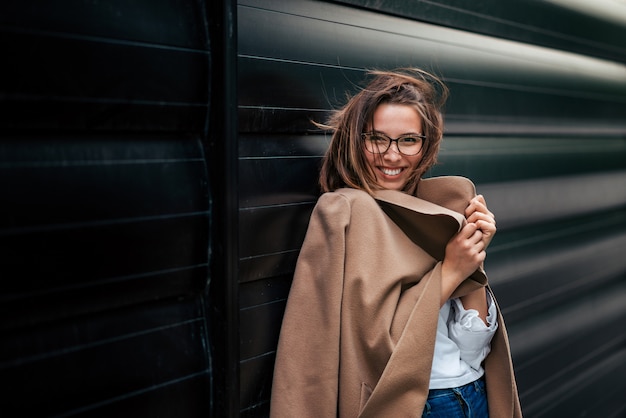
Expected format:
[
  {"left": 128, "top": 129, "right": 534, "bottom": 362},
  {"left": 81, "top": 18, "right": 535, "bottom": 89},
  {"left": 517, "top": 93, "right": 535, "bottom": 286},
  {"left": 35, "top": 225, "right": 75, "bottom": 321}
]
[{"left": 270, "top": 192, "right": 351, "bottom": 418}]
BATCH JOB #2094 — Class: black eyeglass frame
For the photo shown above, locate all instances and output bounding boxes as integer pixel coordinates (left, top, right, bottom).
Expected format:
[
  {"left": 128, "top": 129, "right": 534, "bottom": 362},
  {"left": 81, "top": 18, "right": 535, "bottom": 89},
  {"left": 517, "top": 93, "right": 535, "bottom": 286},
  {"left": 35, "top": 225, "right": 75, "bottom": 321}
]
[{"left": 361, "top": 131, "right": 427, "bottom": 156}]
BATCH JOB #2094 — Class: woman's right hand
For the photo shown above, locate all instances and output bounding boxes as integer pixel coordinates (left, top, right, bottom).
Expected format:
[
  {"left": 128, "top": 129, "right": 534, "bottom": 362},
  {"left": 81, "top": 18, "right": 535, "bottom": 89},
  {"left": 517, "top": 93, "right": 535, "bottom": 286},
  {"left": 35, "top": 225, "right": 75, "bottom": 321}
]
[{"left": 440, "top": 223, "right": 486, "bottom": 305}]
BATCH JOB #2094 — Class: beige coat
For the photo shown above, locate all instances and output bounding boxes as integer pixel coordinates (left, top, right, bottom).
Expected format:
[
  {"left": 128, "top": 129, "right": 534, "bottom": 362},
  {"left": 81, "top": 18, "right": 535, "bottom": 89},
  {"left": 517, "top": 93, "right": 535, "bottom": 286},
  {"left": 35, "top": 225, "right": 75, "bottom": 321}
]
[{"left": 270, "top": 176, "right": 522, "bottom": 417}]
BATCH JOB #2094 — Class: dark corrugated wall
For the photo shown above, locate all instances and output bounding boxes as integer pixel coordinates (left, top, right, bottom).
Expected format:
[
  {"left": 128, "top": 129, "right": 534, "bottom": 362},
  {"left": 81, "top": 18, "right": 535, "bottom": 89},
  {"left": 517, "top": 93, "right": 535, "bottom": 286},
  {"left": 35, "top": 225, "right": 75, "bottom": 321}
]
[
  {"left": 0, "top": 0, "right": 228, "bottom": 416},
  {"left": 238, "top": 0, "right": 626, "bottom": 417}
]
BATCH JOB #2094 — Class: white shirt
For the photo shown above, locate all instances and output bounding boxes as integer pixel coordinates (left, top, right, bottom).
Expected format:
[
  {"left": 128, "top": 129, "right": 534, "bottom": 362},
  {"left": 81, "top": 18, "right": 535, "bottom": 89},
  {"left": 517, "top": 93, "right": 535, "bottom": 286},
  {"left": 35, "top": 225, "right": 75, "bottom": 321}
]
[{"left": 429, "top": 292, "right": 498, "bottom": 389}]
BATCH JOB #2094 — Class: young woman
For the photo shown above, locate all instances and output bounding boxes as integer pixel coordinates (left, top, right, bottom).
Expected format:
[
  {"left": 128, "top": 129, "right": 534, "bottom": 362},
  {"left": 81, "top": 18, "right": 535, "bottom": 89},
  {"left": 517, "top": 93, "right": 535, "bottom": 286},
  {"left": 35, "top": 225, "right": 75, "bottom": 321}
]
[{"left": 270, "top": 69, "right": 522, "bottom": 417}]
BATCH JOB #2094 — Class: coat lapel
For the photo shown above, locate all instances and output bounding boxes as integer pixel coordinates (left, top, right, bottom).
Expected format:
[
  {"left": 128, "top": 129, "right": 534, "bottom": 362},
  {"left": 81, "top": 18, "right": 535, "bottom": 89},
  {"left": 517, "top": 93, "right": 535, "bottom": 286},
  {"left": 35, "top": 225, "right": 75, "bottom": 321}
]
[
  {"left": 373, "top": 176, "right": 487, "bottom": 286},
  {"left": 373, "top": 189, "right": 464, "bottom": 262}
]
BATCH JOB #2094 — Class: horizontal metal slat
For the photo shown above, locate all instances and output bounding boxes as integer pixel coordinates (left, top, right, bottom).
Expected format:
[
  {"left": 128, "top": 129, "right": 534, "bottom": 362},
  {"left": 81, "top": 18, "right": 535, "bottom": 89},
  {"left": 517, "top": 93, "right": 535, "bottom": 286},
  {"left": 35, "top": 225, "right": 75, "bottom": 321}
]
[
  {"left": 0, "top": 0, "right": 208, "bottom": 49},
  {"left": 1, "top": 297, "right": 210, "bottom": 417},
  {"left": 477, "top": 171, "right": 626, "bottom": 229}
]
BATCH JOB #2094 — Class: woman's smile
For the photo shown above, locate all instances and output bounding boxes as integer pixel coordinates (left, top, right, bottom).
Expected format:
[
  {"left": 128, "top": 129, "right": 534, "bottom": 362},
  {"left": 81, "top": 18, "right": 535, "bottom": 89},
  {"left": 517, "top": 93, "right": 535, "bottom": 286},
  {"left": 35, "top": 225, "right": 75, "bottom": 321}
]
[{"left": 379, "top": 166, "right": 405, "bottom": 176}]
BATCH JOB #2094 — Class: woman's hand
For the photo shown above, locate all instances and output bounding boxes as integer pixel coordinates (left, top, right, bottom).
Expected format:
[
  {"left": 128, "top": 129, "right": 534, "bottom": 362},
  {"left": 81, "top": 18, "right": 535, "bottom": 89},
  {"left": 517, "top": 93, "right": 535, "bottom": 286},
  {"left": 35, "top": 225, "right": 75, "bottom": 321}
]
[
  {"left": 465, "top": 195, "right": 496, "bottom": 249},
  {"left": 440, "top": 222, "right": 486, "bottom": 305}
]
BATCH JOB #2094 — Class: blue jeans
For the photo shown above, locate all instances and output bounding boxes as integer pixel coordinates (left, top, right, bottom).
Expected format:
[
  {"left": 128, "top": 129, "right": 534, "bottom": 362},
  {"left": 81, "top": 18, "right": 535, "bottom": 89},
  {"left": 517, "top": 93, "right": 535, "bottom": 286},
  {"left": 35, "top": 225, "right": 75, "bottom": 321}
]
[{"left": 422, "top": 377, "right": 489, "bottom": 418}]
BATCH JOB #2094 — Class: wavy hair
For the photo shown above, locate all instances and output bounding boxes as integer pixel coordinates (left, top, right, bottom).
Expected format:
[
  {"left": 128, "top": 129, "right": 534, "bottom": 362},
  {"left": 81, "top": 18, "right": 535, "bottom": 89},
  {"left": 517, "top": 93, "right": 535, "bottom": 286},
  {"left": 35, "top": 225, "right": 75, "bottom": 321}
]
[{"left": 318, "top": 68, "right": 449, "bottom": 195}]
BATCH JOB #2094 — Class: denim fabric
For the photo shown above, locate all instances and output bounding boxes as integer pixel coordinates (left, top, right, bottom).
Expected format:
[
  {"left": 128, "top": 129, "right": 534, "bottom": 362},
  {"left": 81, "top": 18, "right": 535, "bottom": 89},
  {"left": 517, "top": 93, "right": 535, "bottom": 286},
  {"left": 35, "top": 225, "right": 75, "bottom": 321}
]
[{"left": 422, "top": 377, "right": 488, "bottom": 418}]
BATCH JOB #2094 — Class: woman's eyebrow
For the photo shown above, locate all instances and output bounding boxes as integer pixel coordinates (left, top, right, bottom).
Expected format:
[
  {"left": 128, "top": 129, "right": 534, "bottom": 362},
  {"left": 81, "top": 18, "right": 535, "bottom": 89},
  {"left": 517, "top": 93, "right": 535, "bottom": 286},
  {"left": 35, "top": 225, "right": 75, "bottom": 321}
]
[{"left": 372, "top": 130, "right": 423, "bottom": 136}]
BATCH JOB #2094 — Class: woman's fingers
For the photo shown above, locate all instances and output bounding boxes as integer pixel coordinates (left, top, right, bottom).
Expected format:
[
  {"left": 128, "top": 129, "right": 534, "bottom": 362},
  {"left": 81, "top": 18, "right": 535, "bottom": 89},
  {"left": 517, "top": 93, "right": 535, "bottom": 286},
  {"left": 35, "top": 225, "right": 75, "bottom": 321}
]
[
  {"left": 459, "top": 223, "right": 486, "bottom": 259},
  {"left": 467, "top": 209, "right": 495, "bottom": 225},
  {"left": 466, "top": 195, "right": 496, "bottom": 247},
  {"left": 466, "top": 195, "right": 495, "bottom": 222}
]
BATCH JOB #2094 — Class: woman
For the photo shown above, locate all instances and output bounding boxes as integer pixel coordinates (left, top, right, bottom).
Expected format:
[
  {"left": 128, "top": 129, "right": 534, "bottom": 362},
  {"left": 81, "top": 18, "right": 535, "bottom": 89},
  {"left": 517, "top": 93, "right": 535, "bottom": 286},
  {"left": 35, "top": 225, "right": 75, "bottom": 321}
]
[{"left": 270, "top": 69, "right": 522, "bottom": 417}]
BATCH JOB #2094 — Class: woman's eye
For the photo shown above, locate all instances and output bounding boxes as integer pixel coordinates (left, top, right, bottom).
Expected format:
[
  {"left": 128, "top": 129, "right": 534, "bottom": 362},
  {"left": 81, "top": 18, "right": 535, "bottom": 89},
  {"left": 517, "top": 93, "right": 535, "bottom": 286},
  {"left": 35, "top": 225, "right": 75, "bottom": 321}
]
[
  {"left": 400, "top": 137, "right": 418, "bottom": 144},
  {"left": 372, "top": 136, "right": 387, "bottom": 143}
]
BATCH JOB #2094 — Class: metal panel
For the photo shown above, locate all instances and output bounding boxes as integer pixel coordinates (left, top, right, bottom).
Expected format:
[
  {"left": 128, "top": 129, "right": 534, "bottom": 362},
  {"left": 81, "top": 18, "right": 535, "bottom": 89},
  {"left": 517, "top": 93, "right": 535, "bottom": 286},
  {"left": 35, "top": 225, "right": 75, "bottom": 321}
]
[
  {"left": 0, "top": 0, "right": 216, "bottom": 416},
  {"left": 237, "top": 0, "right": 626, "bottom": 416}
]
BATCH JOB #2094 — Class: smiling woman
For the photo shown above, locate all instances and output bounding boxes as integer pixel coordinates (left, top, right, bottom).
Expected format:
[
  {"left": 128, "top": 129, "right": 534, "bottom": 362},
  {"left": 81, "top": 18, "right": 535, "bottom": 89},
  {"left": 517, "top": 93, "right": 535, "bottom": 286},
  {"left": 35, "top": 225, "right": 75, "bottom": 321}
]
[{"left": 270, "top": 69, "right": 520, "bottom": 418}]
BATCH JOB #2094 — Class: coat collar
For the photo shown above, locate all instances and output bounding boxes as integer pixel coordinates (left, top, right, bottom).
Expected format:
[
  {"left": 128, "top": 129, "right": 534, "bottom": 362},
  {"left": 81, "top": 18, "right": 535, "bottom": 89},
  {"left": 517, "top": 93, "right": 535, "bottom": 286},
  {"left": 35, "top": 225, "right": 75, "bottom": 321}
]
[{"left": 372, "top": 176, "right": 487, "bottom": 285}]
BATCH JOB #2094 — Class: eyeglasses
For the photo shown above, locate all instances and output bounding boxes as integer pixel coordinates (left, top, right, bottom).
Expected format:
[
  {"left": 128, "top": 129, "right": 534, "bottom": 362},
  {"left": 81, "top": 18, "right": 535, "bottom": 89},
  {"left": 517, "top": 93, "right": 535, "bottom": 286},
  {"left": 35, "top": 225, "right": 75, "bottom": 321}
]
[{"left": 361, "top": 132, "right": 426, "bottom": 156}]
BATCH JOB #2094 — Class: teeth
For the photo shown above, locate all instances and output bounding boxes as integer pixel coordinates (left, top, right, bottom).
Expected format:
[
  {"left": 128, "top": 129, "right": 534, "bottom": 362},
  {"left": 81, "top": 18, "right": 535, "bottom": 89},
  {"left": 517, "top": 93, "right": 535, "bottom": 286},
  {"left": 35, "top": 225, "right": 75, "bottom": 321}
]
[{"left": 381, "top": 168, "right": 402, "bottom": 176}]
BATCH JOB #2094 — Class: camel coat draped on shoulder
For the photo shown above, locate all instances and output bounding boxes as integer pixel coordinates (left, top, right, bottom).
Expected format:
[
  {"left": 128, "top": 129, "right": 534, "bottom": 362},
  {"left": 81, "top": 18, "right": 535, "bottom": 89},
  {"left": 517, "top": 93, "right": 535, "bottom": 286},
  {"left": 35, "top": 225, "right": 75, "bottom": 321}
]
[{"left": 270, "top": 176, "right": 522, "bottom": 418}]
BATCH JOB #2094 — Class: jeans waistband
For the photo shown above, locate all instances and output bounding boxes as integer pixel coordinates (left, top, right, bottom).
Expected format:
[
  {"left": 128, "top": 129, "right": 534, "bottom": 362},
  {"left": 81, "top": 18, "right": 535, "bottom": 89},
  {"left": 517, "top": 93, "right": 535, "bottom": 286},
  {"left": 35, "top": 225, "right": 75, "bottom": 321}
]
[{"left": 427, "top": 376, "right": 485, "bottom": 399}]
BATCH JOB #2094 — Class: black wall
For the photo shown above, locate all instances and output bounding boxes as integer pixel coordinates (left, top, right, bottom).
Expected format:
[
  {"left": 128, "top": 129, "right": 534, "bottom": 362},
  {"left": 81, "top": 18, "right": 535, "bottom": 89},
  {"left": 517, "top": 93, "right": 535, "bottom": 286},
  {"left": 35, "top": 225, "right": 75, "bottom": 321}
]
[
  {"left": 0, "top": 0, "right": 223, "bottom": 416},
  {"left": 1, "top": 1, "right": 625, "bottom": 417}
]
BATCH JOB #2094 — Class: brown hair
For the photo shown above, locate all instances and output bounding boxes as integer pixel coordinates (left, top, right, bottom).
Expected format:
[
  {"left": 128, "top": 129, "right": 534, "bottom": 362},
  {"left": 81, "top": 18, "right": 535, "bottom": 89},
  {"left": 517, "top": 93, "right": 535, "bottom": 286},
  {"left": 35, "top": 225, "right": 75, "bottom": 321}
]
[{"left": 318, "top": 68, "right": 449, "bottom": 195}]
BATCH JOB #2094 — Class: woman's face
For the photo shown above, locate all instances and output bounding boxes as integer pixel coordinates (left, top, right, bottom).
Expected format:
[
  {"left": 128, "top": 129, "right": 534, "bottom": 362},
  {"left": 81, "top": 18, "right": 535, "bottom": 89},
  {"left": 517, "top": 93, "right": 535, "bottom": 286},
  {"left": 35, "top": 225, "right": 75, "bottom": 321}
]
[{"left": 364, "top": 103, "right": 424, "bottom": 191}]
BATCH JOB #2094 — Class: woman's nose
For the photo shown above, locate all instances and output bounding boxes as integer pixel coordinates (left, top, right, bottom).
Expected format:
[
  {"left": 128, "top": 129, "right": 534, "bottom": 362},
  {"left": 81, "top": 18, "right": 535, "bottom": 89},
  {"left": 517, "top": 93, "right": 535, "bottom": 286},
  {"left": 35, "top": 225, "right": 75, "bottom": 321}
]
[{"left": 383, "top": 142, "right": 402, "bottom": 160}]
